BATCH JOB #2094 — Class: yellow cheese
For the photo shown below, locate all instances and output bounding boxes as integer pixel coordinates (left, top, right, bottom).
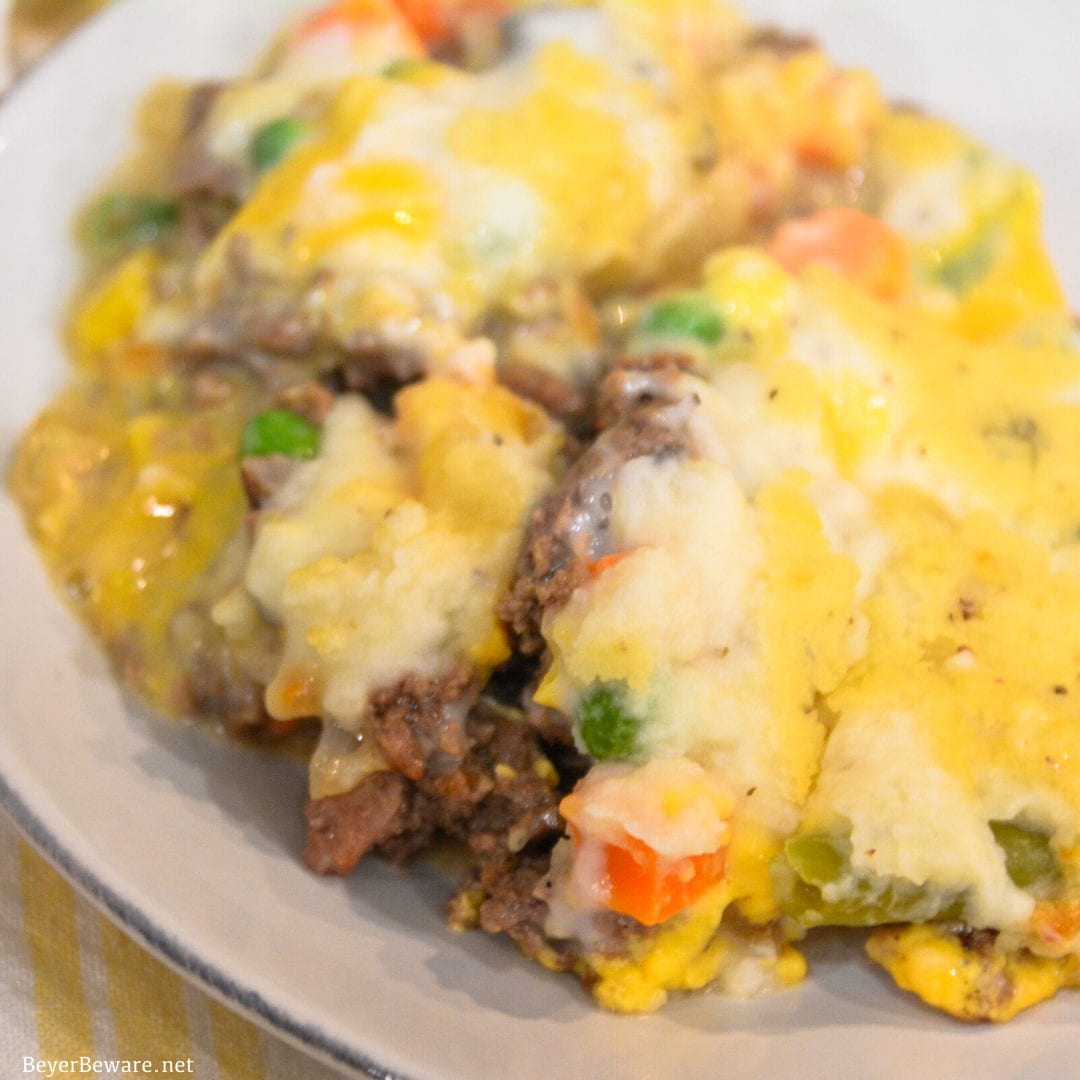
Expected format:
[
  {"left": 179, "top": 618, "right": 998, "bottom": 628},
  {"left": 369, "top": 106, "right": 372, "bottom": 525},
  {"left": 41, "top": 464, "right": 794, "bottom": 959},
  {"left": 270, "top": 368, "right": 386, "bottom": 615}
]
[
  {"left": 247, "top": 379, "right": 562, "bottom": 729},
  {"left": 867, "top": 925, "right": 1075, "bottom": 1022},
  {"left": 70, "top": 250, "right": 159, "bottom": 367},
  {"left": 448, "top": 43, "right": 652, "bottom": 279}
]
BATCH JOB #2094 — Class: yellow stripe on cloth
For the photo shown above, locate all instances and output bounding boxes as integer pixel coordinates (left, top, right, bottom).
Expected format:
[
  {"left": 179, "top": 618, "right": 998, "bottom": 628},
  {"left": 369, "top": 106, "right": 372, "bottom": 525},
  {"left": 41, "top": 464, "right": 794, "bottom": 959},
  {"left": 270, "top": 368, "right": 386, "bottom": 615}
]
[
  {"left": 15, "top": 832, "right": 281, "bottom": 1077},
  {"left": 99, "top": 913, "right": 194, "bottom": 1063},
  {"left": 210, "top": 997, "right": 267, "bottom": 1080},
  {"left": 19, "top": 841, "right": 95, "bottom": 1060}
]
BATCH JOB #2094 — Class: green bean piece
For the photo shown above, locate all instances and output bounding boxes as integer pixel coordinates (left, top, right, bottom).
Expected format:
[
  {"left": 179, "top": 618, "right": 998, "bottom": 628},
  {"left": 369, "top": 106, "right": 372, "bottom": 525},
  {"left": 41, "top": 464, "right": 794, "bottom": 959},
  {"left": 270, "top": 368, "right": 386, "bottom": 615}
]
[
  {"left": 250, "top": 116, "right": 309, "bottom": 173},
  {"left": 990, "top": 820, "right": 1061, "bottom": 893},
  {"left": 783, "top": 832, "right": 848, "bottom": 886},
  {"left": 774, "top": 832, "right": 966, "bottom": 927},
  {"left": 640, "top": 295, "right": 726, "bottom": 346},
  {"left": 382, "top": 58, "right": 427, "bottom": 79},
  {"left": 240, "top": 409, "right": 320, "bottom": 460},
  {"left": 577, "top": 681, "right": 640, "bottom": 761},
  {"left": 85, "top": 193, "right": 179, "bottom": 251},
  {"left": 936, "top": 227, "right": 998, "bottom": 293}
]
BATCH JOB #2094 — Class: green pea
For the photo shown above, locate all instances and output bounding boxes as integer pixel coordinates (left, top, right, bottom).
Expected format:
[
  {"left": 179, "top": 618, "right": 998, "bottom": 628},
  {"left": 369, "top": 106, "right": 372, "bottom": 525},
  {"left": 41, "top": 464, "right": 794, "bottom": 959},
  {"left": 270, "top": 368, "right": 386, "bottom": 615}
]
[
  {"left": 640, "top": 295, "right": 726, "bottom": 346},
  {"left": 990, "top": 820, "right": 1061, "bottom": 893},
  {"left": 577, "top": 681, "right": 640, "bottom": 760},
  {"left": 250, "top": 117, "right": 309, "bottom": 173},
  {"left": 84, "top": 193, "right": 179, "bottom": 251},
  {"left": 240, "top": 409, "right": 320, "bottom": 459}
]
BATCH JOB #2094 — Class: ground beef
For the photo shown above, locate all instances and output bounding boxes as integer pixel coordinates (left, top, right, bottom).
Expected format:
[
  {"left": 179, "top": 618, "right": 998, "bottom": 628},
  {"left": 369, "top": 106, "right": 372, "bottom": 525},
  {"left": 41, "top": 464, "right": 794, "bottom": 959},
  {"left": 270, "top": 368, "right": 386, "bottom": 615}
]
[
  {"left": 957, "top": 927, "right": 1000, "bottom": 955},
  {"left": 462, "top": 717, "right": 564, "bottom": 857},
  {"left": 171, "top": 83, "right": 245, "bottom": 203},
  {"left": 369, "top": 666, "right": 477, "bottom": 783},
  {"left": 274, "top": 379, "right": 336, "bottom": 423},
  {"left": 331, "top": 337, "right": 425, "bottom": 399},
  {"left": 184, "top": 82, "right": 223, "bottom": 134},
  {"left": 179, "top": 246, "right": 426, "bottom": 411},
  {"left": 170, "top": 605, "right": 256, "bottom": 723},
  {"left": 500, "top": 359, "right": 695, "bottom": 654},
  {"left": 180, "top": 237, "right": 323, "bottom": 360},
  {"left": 184, "top": 293, "right": 320, "bottom": 360},
  {"left": 468, "top": 853, "right": 580, "bottom": 971},
  {"left": 593, "top": 351, "right": 694, "bottom": 430},
  {"left": 184, "top": 645, "right": 269, "bottom": 734},
  {"left": 164, "top": 83, "right": 248, "bottom": 253},
  {"left": 522, "top": 690, "right": 575, "bottom": 747},
  {"left": 497, "top": 361, "right": 590, "bottom": 433},
  {"left": 303, "top": 676, "right": 565, "bottom": 877},
  {"left": 304, "top": 771, "right": 414, "bottom": 874},
  {"left": 745, "top": 26, "right": 817, "bottom": 57},
  {"left": 452, "top": 850, "right": 651, "bottom": 972},
  {"left": 432, "top": 7, "right": 507, "bottom": 70},
  {"left": 173, "top": 150, "right": 243, "bottom": 206},
  {"left": 240, "top": 453, "right": 299, "bottom": 510}
]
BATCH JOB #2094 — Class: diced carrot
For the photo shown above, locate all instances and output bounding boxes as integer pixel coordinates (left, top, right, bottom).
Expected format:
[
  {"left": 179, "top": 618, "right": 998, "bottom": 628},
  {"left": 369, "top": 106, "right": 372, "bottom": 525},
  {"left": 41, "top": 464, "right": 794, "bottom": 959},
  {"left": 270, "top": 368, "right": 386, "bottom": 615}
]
[
  {"left": 294, "top": 0, "right": 423, "bottom": 49},
  {"left": 792, "top": 68, "right": 882, "bottom": 172},
  {"left": 392, "top": 0, "right": 507, "bottom": 46},
  {"left": 561, "top": 759, "right": 733, "bottom": 925},
  {"left": 586, "top": 551, "right": 633, "bottom": 580},
  {"left": 604, "top": 834, "right": 727, "bottom": 926},
  {"left": 393, "top": 0, "right": 451, "bottom": 43},
  {"left": 1032, "top": 899, "right": 1080, "bottom": 948},
  {"left": 767, "top": 206, "right": 909, "bottom": 301}
]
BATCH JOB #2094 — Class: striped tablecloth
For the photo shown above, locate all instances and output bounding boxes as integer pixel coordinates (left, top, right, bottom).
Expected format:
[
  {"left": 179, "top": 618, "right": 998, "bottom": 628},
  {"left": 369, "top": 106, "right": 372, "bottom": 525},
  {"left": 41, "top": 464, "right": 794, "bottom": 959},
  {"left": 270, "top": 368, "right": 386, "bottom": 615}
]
[{"left": 0, "top": 811, "right": 347, "bottom": 1078}]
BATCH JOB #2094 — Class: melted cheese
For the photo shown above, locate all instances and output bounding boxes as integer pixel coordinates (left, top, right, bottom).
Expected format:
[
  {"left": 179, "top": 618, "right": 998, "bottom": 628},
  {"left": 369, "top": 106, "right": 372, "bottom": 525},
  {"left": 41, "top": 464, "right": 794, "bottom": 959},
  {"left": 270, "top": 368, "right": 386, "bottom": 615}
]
[
  {"left": 8, "top": 356, "right": 254, "bottom": 706},
  {"left": 873, "top": 112, "right": 1067, "bottom": 340},
  {"left": 588, "top": 885, "right": 804, "bottom": 1013},
  {"left": 867, "top": 925, "right": 1079, "bottom": 1022},
  {"left": 538, "top": 447, "right": 837, "bottom": 834},
  {"left": 539, "top": 220, "right": 1080, "bottom": 987},
  {"left": 244, "top": 378, "right": 562, "bottom": 730},
  {"left": 195, "top": 38, "right": 689, "bottom": 331}
]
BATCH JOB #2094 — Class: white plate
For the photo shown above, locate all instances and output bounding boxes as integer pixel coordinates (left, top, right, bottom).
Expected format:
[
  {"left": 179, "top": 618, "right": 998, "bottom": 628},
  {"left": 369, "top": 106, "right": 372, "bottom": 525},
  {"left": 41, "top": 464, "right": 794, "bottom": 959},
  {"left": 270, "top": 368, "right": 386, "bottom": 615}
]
[{"left": 0, "top": 3, "right": 1077, "bottom": 1077}]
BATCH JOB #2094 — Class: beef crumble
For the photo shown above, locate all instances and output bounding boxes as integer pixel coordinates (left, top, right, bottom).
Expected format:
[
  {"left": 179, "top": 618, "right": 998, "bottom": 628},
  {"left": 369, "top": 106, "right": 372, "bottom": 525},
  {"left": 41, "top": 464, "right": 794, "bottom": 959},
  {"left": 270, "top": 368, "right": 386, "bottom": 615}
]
[
  {"left": 298, "top": 665, "right": 649, "bottom": 972},
  {"left": 303, "top": 672, "right": 564, "bottom": 875},
  {"left": 500, "top": 357, "right": 696, "bottom": 654}
]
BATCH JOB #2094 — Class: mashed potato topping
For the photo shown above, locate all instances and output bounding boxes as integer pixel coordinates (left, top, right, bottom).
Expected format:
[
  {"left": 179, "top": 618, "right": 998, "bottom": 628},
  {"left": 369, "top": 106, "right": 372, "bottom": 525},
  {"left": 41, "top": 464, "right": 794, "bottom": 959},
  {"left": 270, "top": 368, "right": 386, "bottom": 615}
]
[
  {"left": 9, "top": 0, "right": 1080, "bottom": 1025},
  {"left": 243, "top": 378, "right": 562, "bottom": 732}
]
